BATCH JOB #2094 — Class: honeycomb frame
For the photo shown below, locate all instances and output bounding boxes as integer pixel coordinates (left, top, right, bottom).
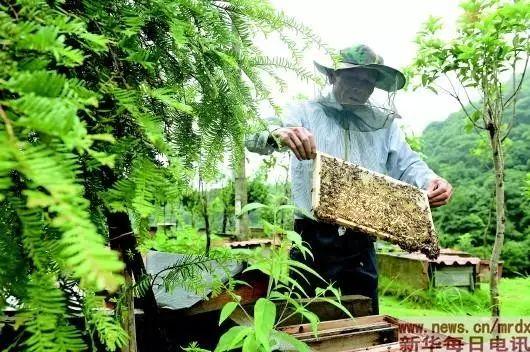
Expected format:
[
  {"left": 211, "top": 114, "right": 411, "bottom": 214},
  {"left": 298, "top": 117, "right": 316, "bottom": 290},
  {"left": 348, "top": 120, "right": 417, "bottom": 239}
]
[{"left": 311, "top": 152, "right": 440, "bottom": 259}]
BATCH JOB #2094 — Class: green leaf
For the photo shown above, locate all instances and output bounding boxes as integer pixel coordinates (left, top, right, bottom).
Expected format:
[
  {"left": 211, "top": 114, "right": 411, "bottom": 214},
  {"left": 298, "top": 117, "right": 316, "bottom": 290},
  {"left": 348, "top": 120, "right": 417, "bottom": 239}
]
[
  {"left": 300, "top": 245, "right": 315, "bottom": 261},
  {"left": 464, "top": 121, "right": 474, "bottom": 133},
  {"left": 88, "top": 133, "right": 116, "bottom": 143},
  {"left": 242, "top": 333, "right": 260, "bottom": 352},
  {"left": 268, "top": 290, "right": 289, "bottom": 301},
  {"left": 288, "top": 259, "right": 325, "bottom": 282},
  {"left": 285, "top": 230, "right": 302, "bottom": 247},
  {"left": 170, "top": 19, "right": 190, "bottom": 46},
  {"left": 277, "top": 204, "right": 315, "bottom": 220},
  {"left": 243, "top": 261, "right": 271, "bottom": 276},
  {"left": 87, "top": 149, "right": 115, "bottom": 167},
  {"left": 276, "top": 204, "right": 297, "bottom": 213},
  {"left": 262, "top": 220, "right": 279, "bottom": 237},
  {"left": 183, "top": 342, "right": 211, "bottom": 352},
  {"left": 286, "top": 265, "right": 310, "bottom": 286},
  {"left": 78, "top": 32, "right": 109, "bottom": 52},
  {"left": 84, "top": 292, "right": 128, "bottom": 350},
  {"left": 219, "top": 302, "right": 238, "bottom": 326},
  {"left": 271, "top": 331, "right": 310, "bottom": 352},
  {"left": 326, "top": 285, "right": 342, "bottom": 301},
  {"left": 284, "top": 276, "right": 310, "bottom": 298},
  {"left": 315, "top": 297, "right": 354, "bottom": 319},
  {"left": 299, "top": 309, "right": 320, "bottom": 335},
  {"left": 254, "top": 298, "right": 276, "bottom": 351},
  {"left": 215, "top": 326, "right": 252, "bottom": 352},
  {"left": 237, "top": 202, "right": 269, "bottom": 217},
  {"left": 470, "top": 110, "right": 482, "bottom": 122},
  {"left": 216, "top": 51, "right": 239, "bottom": 69},
  {"left": 426, "top": 86, "right": 438, "bottom": 94}
]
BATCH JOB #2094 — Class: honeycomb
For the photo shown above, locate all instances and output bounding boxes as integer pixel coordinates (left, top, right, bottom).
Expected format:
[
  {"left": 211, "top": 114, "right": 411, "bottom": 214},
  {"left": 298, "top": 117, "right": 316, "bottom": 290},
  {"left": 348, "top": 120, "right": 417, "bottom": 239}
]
[{"left": 312, "top": 153, "right": 440, "bottom": 259}]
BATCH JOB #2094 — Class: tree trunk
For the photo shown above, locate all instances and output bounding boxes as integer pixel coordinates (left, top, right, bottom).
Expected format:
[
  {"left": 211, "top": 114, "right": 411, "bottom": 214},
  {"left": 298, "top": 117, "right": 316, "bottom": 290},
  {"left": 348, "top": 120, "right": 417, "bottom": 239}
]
[
  {"left": 120, "top": 270, "right": 137, "bottom": 352},
  {"left": 230, "top": 21, "right": 249, "bottom": 239},
  {"left": 488, "top": 124, "right": 506, "bottom": 317},
  {"left": 100, "top": 166, "right": 167, "bottom": 349},
  {"left": 201, "top": 193, "right": 210, "bottom": 236},
  {"left": 234, "top": 150, "right": 249, "bottom": 239},
  {"left": 280, "top": 158, "right": 291, "bottom": 228},
  {"left": 201, "top": 190, "right": 211, "bottom": 255},
  {"left": 222, "top": 207, "right": 228, "bottom": 233},
  {"left": 107, "top": 212, "right": 168, "bottom": 350}
]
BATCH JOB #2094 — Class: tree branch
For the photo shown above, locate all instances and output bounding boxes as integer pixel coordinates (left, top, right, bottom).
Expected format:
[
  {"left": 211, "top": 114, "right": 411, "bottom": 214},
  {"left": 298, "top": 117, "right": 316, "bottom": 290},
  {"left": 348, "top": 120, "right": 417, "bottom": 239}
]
[
  {"left": 503, "top": 54, "right": 528, "bottom": 108},
  {"left": 441, "top": 74, "right": 485, "bottom": 131},
  {"left": 454, "top": 76, "right": 480, "bottom": 112},
  {"left": 0, "top": 105, "right": 16, "bottom": 140},
  {"left": 149, "top": 256, "right": 215, "bottom": 289},
  {"left": 501, "top": 52, "right": 525, "bottom": 142}
]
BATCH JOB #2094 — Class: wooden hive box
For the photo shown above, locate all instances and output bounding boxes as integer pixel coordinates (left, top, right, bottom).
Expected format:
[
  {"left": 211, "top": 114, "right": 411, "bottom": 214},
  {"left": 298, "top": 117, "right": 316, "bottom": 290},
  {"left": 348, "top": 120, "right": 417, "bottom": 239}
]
[
  {"left": 377, "top": 252, "right": 480, "bottom": 290},
  {"left": 477, "top": 259, "right": 503, "bottom": 283},
  {"left": 278, "top": 315, "right": 400, "bottom": 352},
  {"left": 312, "top": 153, "right": 440, "bottom": 259},
  {"left": 279, "top": 314, "right": 468, "bottom": 352}
]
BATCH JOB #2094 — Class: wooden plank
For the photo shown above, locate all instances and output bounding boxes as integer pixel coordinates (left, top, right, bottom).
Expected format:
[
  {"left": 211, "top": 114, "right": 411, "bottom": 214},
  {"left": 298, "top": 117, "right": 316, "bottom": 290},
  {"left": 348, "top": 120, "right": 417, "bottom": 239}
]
[
  {"left": 311, "top": 153, "right": 439, "bottom": 259},
  {"left": 280, "top": 315, "right": 471, "bottom": 352},
  {"left": 290, "top": 322, "right": 392, "bottom": 340},
  {"left": 279, "top": 315, "right": 395, "bottom": 335}
]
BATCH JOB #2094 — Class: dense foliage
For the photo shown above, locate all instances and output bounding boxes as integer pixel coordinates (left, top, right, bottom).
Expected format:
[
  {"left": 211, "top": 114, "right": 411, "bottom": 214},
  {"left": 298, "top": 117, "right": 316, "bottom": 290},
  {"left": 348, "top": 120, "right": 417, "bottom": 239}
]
[
  {"left": 0, "top": 0, "right": 327, "bottom": 350},
  {"left": 422, "top": 78, "right": 530, "bottom": 276}
]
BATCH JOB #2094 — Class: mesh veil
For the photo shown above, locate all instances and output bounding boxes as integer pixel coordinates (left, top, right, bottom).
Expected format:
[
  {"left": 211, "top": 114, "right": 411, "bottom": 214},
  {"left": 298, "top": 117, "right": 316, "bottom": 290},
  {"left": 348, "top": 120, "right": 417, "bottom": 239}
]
[{"left": 315, "top": 83, "right": 402, "bottom": 132}]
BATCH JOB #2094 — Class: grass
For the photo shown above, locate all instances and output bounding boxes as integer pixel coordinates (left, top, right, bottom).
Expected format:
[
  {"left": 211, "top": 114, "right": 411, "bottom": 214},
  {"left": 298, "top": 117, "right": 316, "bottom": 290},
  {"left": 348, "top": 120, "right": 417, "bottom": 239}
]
[{"left": 379, "top": 276, "right": 530, "bottom": 317}]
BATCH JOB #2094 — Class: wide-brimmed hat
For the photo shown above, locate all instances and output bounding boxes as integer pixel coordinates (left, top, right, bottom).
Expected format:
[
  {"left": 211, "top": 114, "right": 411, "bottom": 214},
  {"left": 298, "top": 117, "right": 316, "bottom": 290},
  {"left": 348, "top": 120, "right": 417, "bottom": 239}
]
[{"left": 314, "top": 44, "right": 406, "bottom": 92}]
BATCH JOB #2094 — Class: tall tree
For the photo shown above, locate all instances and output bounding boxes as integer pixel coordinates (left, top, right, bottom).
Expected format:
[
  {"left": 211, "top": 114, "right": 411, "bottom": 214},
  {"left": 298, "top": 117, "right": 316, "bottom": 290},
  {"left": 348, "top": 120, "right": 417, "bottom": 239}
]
[
  {"left": 234, "top": 151, "right": 250, "bottom": 239},
  {"left": 408, "top": 0, "right": 529, "bottom": 316},
  {"left": 220, "top": 181, "right": 235, "bottom": 234},
  {"left": 419, "top": 79, "right": 530, "bottom": 276},
  {"left": 0, "top": 0, "right": 328, "bottom": 350}
]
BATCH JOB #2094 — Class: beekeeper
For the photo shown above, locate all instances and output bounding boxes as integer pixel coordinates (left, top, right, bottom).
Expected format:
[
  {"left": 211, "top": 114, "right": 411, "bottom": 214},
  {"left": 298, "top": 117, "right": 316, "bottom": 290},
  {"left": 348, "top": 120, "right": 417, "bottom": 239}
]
[{"left": 245, "top": 44, "right": 452, "bottom": 314}]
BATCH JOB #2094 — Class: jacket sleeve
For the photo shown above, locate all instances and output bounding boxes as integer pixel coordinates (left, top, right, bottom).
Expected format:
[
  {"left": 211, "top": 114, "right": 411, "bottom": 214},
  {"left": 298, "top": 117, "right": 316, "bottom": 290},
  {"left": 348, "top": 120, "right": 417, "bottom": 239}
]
[
  {"left": 245, "top": 103, "right": 305, "bottom": 155},
  {"left": 386, "top": 120, "right": 439, "bottom": 190}
]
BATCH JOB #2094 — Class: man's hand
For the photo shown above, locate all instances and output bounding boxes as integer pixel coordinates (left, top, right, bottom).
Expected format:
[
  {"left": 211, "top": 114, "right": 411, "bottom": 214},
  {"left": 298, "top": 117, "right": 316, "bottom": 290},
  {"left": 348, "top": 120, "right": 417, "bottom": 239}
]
[
  {"left": 427, "top": 178, "right": 453, "bottom": 207},
  {"left": 271, "top": 127, "right": 316, "bottom": 160}
]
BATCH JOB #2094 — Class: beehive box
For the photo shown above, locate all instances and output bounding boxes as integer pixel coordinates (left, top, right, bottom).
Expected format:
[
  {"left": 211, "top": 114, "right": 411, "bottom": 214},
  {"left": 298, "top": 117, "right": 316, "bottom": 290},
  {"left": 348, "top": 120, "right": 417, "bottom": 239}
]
[
  {"left": 278, "top": 314, "right": 468, "bottom": 351},
  {"left": 312, "top": 153, "right": 440, "bottom": 259},
  {"left": 377, "top": 252, "right": 480, "bottom": 290},
  {"left": 278, "top": 315, "right": 400, "bottom": 351}
]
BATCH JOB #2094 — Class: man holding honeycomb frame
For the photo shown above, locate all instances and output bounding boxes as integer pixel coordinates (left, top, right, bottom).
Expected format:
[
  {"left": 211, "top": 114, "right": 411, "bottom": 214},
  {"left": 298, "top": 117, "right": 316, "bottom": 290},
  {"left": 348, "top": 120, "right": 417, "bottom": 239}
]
[{"left": 246, "top": 44, "right": 453, "bottom": 314}]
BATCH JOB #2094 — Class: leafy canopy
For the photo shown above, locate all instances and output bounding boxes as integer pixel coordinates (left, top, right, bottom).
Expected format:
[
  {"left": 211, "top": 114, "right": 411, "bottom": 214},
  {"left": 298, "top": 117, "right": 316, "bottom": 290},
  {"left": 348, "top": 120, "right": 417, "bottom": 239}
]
[{"left": 0, "top": 0, "right": 329, "bottom": 350}]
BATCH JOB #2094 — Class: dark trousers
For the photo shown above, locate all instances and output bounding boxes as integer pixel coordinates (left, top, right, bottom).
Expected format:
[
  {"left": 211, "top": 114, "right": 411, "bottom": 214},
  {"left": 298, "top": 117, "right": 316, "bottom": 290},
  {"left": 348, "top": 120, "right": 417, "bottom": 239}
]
[{"left": 291, "top": 218, "right": 379, "bottom": 315}]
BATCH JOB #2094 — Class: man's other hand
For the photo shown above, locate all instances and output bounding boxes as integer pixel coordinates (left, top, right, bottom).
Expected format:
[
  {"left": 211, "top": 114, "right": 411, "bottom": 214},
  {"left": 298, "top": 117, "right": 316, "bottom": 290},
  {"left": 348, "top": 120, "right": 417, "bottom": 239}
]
[
  {"left": 427, "top": 178, "right": 453, "bottom": 207},
  {"left": 271, "top": 127, "right": 316, "bottom": 160}
]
